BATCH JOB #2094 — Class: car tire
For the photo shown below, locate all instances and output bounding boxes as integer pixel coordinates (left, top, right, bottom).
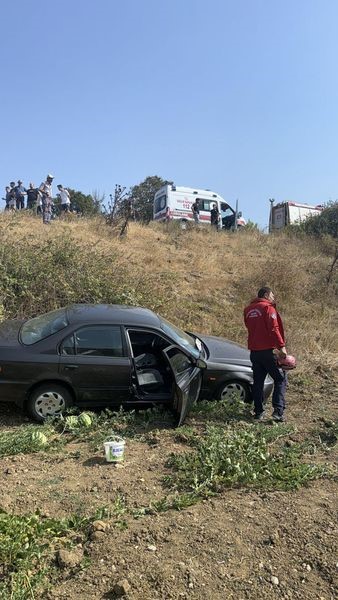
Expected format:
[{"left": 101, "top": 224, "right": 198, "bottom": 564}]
[
  {"left": 27, "top": 384, "right": 73, "bottom": 422},
  {"left": 217, "top": 380, "right": 251, "bottom": 404}
]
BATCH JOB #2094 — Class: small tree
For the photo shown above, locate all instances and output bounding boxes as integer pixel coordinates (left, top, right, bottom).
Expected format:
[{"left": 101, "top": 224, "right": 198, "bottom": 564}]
[
  {"left": 105, "top": 185, "right": 133, "bottom": 236},
  {"left": 67, "top": 189, "right": 102, "bottom": 216},
  {"left": 130, "top": 175, "right": 173, "bottom": 222}
]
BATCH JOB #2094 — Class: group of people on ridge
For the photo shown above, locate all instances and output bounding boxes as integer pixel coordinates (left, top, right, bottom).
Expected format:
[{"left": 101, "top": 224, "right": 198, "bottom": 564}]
[{"left": 3, "top": 175, "right": 71, "bottom": 224}]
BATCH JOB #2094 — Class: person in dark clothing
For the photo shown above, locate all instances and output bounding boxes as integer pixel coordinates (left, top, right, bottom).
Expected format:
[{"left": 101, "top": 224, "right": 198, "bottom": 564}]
[
  {"left": 8, "top": 182, "right": 17, "bottom": 210},
  {"left": 210, "top": 202, "right": 220, "bottom": 230},
  {"left": 244, "top": 287, "right": 288, "bottom": 422},
  {"left": 15, "top": 180, "right": 26, "bottom": 209},
  {"left": 191, "top": 199, "right": 200, "bottom": 224},
  {"left": 3, "top": 186, "right": 11, "bottom": 210},
  {"left": 26, "top": 183, "right": 39, "bottom": 210}
]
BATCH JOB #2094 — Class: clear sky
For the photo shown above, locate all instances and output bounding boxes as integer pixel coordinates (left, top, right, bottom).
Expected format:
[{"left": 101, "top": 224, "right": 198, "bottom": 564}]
[{"left": 1, "top": 0, "right": 338, "bottom": 227}]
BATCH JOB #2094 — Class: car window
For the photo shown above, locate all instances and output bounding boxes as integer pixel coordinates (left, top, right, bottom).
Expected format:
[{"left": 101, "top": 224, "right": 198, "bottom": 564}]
[
  {"left": 166, "top": 347, "right": 193, "bottom": 377},
  {"left": 61, "top": 334, "right": 75, "bottom": 355},
  {"left": 159, "top": 316, "right": 200, "bottom": 358},
  {"left": 21, "top": 308, "right": 68, "bottom": 345},
  {"left": 61, "top": 326, "right": 124, "bottom": 357}
]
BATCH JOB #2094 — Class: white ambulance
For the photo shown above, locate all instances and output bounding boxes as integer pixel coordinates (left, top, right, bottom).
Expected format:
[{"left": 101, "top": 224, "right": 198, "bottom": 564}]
[
  {"left": 269, "top": 200, "right": 323, "bottom": 232},
  {"left": 153, "top": 185, "right": 246, "bottom": 229}
]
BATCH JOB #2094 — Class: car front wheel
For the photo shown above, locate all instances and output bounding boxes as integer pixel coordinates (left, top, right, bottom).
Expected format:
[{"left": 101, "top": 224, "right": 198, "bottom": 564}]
[
  {"left": 218, "top": 380, "right": 251, "bottom": 404},
  {"left": 27, "top": 384, "right": 72, "bottom": 422}
]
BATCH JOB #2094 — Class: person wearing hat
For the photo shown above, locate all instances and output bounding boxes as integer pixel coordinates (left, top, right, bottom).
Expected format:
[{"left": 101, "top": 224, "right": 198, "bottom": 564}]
[
  {"left": 39, "top": 174, "right": 54, "bottom": 224},
  {"left": 15, "top": 180, "right": 26, "bottom": 210}
]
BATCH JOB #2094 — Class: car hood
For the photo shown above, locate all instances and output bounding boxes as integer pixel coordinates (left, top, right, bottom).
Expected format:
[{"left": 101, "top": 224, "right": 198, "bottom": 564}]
[
  {"left": 0, "top": 319, "right": 24, "bottom": 347},
  {"left": 198, "top": 334, "right": 251, "bottom": 367}
]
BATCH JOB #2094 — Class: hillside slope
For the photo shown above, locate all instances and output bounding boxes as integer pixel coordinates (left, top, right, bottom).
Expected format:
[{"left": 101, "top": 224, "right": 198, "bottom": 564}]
[{"left": 0, "top": 212, "right": 337, "bottom": 369}]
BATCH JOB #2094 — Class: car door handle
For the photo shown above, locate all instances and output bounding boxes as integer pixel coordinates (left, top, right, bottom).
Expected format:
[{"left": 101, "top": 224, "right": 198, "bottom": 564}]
[{"left": 64, "top": 364, "right": 79, "bottom": 370}]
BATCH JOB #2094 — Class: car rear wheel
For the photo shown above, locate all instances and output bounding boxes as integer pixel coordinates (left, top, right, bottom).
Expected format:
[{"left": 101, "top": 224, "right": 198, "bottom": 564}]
[
  {"left": 218, "top": 381, "right": 250, "bottom": 403},
  {"left": 27, "top": 384, "right": 72, "bottom": 422}
]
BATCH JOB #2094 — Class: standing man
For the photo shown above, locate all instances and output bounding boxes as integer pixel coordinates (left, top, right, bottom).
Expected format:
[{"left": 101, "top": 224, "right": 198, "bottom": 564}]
[
  {"left": 191, "top": 198, "right": 200, "bottom": 224},
  {"left": 210, "top": 202, "right": 220, "bottom": 230},
  {"left": 15, "top": 180, "right": 26, "bottom": 209},
  {"left": 9, "top": 182, "right": 17, "bottom": 210},
  {"left": 57, "top": 184, "right": 71, "bottom": 213},
  {"left": 3, "top": 186, "right": 11, "bottom": 210},
  {"left": 26, "top": 183, "right": 39, "bottom": 210},
  {"left": 244, "top": 287, "right": 288, "bottom": 422},
  {"left": 39, "top": 174, "right": 54, "bottom": 224}
]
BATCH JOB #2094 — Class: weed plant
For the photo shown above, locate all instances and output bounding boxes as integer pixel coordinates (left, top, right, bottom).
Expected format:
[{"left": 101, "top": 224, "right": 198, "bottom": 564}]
[
  {"left": 165, "top": 423, "right": 328, "bottom": 495},
  {"left": 0, "top": 493, "right": 132, "bottom": 600},
  {"left": 0, "top": 424, "right": 54, "bottom": 457},
  {"left": 192, "top": 397, "right": 252, "bottom": 422},
  {"left": 0, "top": 510, "right": 91, "bottom": 600}
]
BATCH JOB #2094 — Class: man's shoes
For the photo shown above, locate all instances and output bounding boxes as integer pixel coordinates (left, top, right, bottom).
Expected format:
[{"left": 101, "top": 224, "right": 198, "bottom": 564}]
[
  {"left": 272, "top": 410, "right": 285, "bottom": 422},
  {"left": 254, "top": 411, "right": 266, "bottom": 421}
]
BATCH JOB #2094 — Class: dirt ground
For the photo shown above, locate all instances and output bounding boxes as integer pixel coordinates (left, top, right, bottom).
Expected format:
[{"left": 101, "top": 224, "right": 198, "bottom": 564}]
[{"left": 0, "top": 373, "right": 337, "bottom": 600}]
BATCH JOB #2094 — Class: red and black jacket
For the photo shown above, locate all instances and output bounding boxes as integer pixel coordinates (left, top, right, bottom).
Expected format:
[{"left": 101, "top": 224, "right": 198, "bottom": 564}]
[{"left": 243, "top": 297, "right": 285, "bottom": 351}]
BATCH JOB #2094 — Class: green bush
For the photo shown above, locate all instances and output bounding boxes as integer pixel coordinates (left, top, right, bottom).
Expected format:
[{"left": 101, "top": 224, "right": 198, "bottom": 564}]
[
  {"left": 297, "top": 202, "right": 338, "bottom": 239},
  {"left": 0, "top": 230, "right": 139, "bottom": 319}
]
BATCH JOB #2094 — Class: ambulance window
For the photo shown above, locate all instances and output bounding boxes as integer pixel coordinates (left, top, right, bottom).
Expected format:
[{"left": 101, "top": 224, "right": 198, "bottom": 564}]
[
  {"left": 155, "top": 195, "right": 166, "bottom": 213},
  {"left": 197, "top": 198, "right": 213, "bottom": 211}
]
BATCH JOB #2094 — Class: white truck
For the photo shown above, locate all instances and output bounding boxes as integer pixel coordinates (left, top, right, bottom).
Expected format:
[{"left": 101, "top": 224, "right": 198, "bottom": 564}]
[
  {"left": 153, "top": 185, "right": 246, "bottom": 229},
  {"left": 269, "top": 200, "right": 323, "bottom": 232}
]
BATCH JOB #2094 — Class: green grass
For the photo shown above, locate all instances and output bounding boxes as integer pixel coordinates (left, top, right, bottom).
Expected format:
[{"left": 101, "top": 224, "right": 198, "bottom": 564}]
[
  {"left": 191, "top": 396, "right": 252, "bottom": 422},
  {"left": 0, "top": 492, "right": 131, "bottom": 600},
  {"left": 0, "top": 407, "right": 175, "bottom": 461},
  {"left": 164, "top": 423, "right": 329, "bottom": 496},
  {"left": 0, "top": 424, "right": 55, "bottom": 458},
  {"left": 0, "top": 510, "right": 91, "bottom": 600}
]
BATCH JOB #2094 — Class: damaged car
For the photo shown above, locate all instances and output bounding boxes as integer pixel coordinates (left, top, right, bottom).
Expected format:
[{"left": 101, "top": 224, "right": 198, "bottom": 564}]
[{"left": 0, "top": 304, "right": 273, "bottom": 423}]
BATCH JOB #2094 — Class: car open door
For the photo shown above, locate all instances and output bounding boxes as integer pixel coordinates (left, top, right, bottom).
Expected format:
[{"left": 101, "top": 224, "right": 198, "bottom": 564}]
[{"left": 163, "top": 345, "right": 203, "bottom": 426}]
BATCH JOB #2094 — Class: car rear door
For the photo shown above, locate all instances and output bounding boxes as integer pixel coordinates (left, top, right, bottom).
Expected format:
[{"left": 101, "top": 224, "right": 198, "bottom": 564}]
[
  {"left": 58, "top": 325, "right": 132, "bottom": 405},
  {"left": 163, "top": 346, "right": 202, "bottom": 426}
]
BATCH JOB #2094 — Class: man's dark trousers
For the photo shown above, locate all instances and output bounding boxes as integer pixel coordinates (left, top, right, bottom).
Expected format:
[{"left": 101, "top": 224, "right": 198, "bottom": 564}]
[{"left": 250, "top": 349, "right": 287, "bottom": 416}]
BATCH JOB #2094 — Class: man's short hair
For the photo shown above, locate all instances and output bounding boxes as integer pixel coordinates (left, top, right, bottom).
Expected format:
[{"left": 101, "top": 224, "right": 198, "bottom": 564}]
[{"left": 258, "top": 286, "right": 272, "bottom": 298}]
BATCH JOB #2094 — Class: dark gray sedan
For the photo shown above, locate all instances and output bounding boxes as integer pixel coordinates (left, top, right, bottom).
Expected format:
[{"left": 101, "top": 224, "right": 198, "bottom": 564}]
[{"left": 0, "top": 304, "right": 273, "bottom": 423}]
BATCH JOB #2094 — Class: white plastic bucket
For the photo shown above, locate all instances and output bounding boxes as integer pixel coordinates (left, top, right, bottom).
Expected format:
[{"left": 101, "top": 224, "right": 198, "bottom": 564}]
[{"left": 103, "top": 437, "right": 125, "bottom": 463}]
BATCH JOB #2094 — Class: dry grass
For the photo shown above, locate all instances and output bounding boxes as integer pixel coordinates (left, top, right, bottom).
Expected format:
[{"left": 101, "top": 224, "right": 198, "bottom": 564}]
[{"left": 0, "top": 212, "right": 337, "bottom": 371}]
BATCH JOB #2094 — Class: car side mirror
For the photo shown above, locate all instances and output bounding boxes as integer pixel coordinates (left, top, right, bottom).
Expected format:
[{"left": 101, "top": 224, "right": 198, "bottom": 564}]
[{"left": 238, "top": 211, "right": 242, "bottom": 218}]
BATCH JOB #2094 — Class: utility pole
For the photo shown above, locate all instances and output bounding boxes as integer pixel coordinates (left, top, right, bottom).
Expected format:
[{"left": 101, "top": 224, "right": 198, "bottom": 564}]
[{"left": 234, "top": 198, "right": 239, "bottom": 231}]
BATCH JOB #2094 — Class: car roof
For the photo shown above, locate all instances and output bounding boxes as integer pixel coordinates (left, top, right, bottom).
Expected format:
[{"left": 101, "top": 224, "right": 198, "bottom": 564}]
[{"left": 66, "top": 304, "right": 161, "bottom": 328}]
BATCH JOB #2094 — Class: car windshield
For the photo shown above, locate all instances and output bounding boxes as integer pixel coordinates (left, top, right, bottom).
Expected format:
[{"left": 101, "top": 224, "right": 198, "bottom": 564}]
[
  {"left": 159, "top": 316, "right": 200, "bottom": 359},
  {"left": 20, "top": 308, "right": 68, "bottom": 345}
]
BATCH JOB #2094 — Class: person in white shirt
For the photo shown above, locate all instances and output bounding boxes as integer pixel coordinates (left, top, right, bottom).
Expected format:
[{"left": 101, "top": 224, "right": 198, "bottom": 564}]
[
  {"left": 57, "top": 184, "right": 71, "bottom": 213},
  {"left": 39, "top": 174, "right": 54, "bottom": 224}
]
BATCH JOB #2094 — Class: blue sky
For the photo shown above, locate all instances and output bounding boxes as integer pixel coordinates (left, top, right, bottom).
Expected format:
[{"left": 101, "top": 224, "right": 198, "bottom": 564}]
[{"left": 1, "top": 0, "right": 338, "bottom": 227}]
